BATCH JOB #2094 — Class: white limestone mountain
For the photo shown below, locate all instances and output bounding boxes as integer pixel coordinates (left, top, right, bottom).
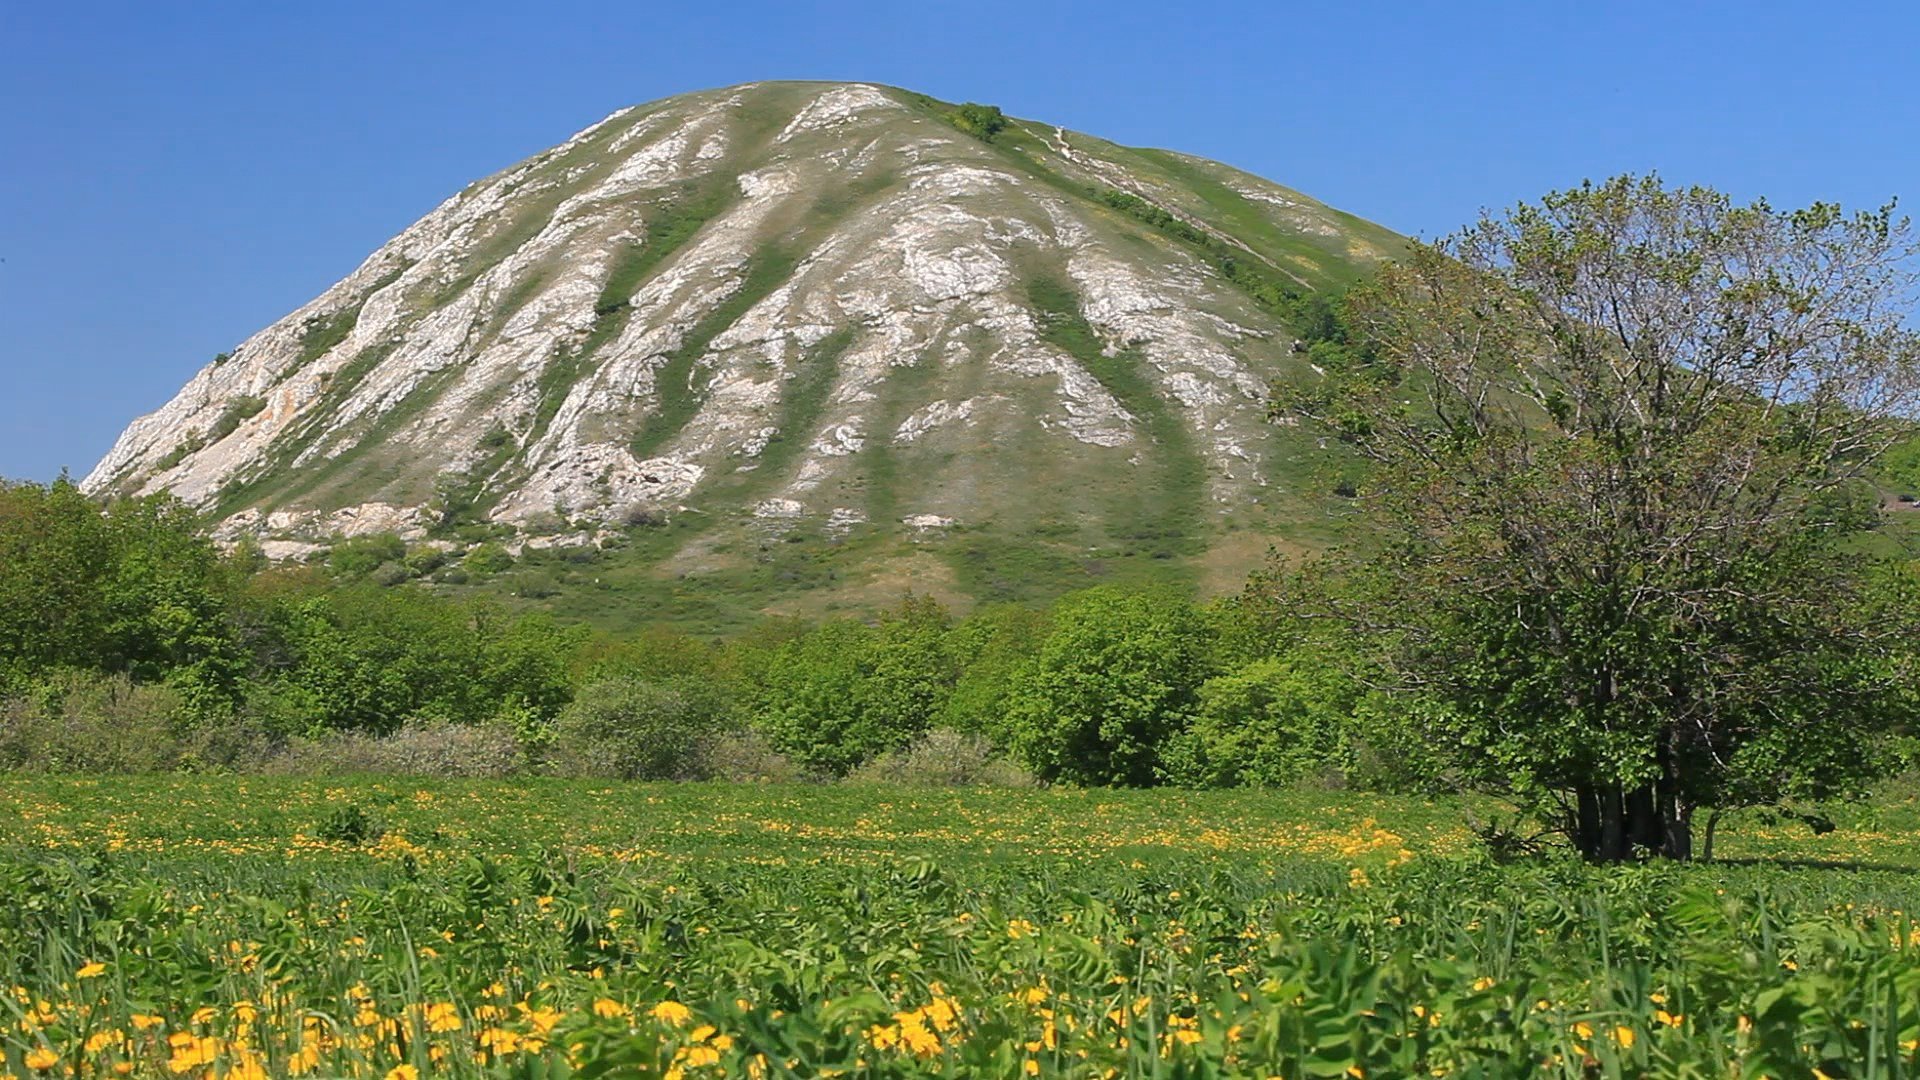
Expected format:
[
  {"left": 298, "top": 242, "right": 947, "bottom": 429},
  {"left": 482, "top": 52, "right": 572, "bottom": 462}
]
[{"left": 86, "top": 81, "right": 1401, "bottom": 623}]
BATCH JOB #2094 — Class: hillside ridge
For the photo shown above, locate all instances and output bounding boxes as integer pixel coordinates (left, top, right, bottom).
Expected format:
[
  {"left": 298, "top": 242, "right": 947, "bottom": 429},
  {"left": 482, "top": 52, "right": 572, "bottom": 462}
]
[{"left": 85, "top": 81, "right": 1402, "bottom": 625}]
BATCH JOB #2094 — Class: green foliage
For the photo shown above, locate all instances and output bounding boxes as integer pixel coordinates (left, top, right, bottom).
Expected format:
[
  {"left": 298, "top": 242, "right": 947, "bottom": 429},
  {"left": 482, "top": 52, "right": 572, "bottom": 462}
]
[
  {"left": 315, "top": 800, "right": 384, "bottom": 844},
  {"left": 1160, "top": 653, "right": 1356, "bottom": 787},
  {"left": 948, "top": 102, "right": 1008, "bottom": 141},
  {"left": 750, "top": 595, "right": 960, "bottom": 776},
  {"left": 464, "top": 542, "right": 515, "bottom": 575},
  {"left": 1002, "top": 587, "right": 1213, "bottom": 785},
  {"left": 7, "top": 777, "right": 1920, "bottom": 1077},
  {"left": 550, "top": 675, "right": 728, "bottom": 780},
  {"left": 325, "top": 532, "right": 407, "bottom": 578},
  {"left": 232, "top": 580, "right": 581, "bottom": 737},
  {"left": 207, "top": 395, "right": 266, "bottom": 442},
  {"left": 1279, "top": 175, "right": 1920, "bottom": 859},
  {"left": 938, "top": 604, "right": 1050, "bottom": 733},
  {"left": 0, "top": 479, "right": 239, "bottom": 699},
  {"left": 0, "top": 671, "right": 185, "bottom": 773}
]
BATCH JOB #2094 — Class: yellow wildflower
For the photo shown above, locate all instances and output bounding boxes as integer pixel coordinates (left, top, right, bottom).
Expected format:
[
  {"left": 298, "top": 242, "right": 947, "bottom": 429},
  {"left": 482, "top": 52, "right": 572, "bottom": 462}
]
[
  {"left": 25, "top": 1048, "right": 60, "bottom": 1072},
  {"left": 85, "top": 1029, "right": 124, "bottom": 1054},
  {"left": 652, "top": 1000, "right": 693, "bottom": 1027},
  {"left": 76, "top": 962, "right": 106, "bottom": 979},
  {"left": 423, "top": 1002, "right": 462, "bottom": 1033},
  {"left": 592, "top": 998, "right": 629, "bottom": 1019},
  {"left": 167, "top": 1033, "right": 221, "bottom": 1074},
  {"left": 385, "top": 1067, "right": 420, "bottom": 1080}
]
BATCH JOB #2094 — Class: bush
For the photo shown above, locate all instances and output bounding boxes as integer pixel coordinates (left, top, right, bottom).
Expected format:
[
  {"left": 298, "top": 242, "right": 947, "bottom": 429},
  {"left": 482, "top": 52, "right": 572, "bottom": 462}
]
[
  {"left": 0, "top": 672, "right": 185, "bottom": 773},
  {"left": 465, "top": 542, "right": 515, "bottom": 575},
  {"left": 403, "top": 546, "right": 449, "bottom": 576},
  {"left": 316, "top": 802, "right": 385, "bottom": 845},
  {"left": 751, "top": 597, "right": 958, "bottom": 776},
  {"left": 262, "top": 719, "right": 525, "bottom": 779},
  {"left": 549, "top": 677, "right": 725, "bottom": 780},
  {"left": 1158, "top": 656, "right": 1356, "bottom": 788},
  {"left": 328, "top": 534, "right": 407, "bottom": 578},
  {"left": 702, "top": 730, "right": 804, "bottom": 783},
  {"left": 950, "top": 102, "right": 1008, "bottom": 141},
  {"left": 618, "top": 503, "right": 667, "bottom": 528},
  {"left": 369, "top": 562, "right": 412, "bottom": 587},
  {"left": 848, "top": 729, "right": 1037, "bottom": 788},
  {"left": 1002, "top": 588, "right": 1214, "bottom": 786}
]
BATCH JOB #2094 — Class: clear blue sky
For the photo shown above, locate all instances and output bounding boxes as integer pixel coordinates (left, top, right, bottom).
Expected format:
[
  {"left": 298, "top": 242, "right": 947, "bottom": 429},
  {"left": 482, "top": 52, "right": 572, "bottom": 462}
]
[{"left": 3, "top": 0, "right": 1915, "bottom": 482}]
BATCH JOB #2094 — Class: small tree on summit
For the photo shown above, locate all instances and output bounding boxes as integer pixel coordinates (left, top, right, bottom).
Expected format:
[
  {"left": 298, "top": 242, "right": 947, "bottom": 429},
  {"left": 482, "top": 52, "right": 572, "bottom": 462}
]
[
  {"left": 950, "top": 103, "right": 1009, "bottom": 142},
  {"left": 1273, "top": 176, "right": 1920, "bottom": 861}
]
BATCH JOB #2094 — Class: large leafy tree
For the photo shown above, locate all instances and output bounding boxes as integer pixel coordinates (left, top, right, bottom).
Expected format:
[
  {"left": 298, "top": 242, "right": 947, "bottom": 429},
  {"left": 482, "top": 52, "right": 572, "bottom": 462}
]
[
  {"left": 1276, "top": 176, "right": 1920, "bottom": 860},
  {"left": 1002, "top": 587, "right": 1213, "bottom": 785},
  {"left": 0, "top": 478, "right": 239, "bottom": 698}
]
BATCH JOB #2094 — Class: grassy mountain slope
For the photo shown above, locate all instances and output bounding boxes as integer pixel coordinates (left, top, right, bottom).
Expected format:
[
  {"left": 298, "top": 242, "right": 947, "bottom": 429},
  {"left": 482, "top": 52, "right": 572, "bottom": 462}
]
[{"left": 86, "top": 81, "right": 1403, "bottom": 630}]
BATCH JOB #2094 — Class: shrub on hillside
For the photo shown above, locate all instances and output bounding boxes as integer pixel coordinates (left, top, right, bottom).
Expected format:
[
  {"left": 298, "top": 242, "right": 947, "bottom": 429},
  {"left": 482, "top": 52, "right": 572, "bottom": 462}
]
[
  {"left": 327, "top": 533, "right": 407, "bottom": 578},
  {"left": 465, "top": 543, "right": 516, "bottom": 575},
  {"left": 950, "top": 102, "right": 1008, "bottom": 141},
  {"left": 549, "top": 676, "right": 725, "bottom": 780},
  {"left": 848, "top": 728, "right": 1037, "bottom": 788}
]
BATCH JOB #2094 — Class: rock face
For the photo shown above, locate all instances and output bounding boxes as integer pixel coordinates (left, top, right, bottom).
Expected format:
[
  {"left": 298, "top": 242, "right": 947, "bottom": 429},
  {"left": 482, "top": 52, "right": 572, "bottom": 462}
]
[{"left": 86, "top": 82, "right": 1401, "bottom": 605}]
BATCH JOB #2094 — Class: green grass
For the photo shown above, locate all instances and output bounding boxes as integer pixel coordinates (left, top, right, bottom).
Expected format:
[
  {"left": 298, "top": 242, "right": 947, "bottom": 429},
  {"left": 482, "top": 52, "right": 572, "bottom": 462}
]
[
  {"left": 4, "top": 776, "right": 1920, "bottom": 1078},
  {"left": 211, "top": 341, "right": 403, "bottom": 518},
  {"left": 263, "top": 366, "right": 466, "bottom": 511},
  {"left": 727, "top": 326, "right": 860, "bottom": 500},
  {"left": 1025, "top": 273, "right": 1206, "bottom": 561},
  {"left": 629, "top": 248, "right": 799, "bottom": 462},
  {"left": 1127, "top": 149, "right": 1381, "bottom": 291}
]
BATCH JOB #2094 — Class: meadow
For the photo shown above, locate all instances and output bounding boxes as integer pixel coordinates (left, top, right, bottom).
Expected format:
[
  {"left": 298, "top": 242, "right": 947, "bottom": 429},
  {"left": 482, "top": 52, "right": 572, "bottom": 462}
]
[{"left": 4, "top": 778, "right": 1920, "bottom": 1078}]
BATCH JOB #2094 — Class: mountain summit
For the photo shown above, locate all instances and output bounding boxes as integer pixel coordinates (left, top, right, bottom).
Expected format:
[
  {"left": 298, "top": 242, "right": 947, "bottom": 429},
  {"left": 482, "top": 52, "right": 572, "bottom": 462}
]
[{"left": 86, "top": 82, "right": 1401, "bottom": 617}]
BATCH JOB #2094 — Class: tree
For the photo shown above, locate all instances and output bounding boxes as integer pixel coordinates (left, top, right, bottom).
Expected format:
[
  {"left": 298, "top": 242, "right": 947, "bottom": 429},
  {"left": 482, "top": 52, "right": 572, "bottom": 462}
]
[
  {"left": 1002, "top": 588, "right": 1213, "bottom": 785},
  {"left": 950, "top": 103, "right": 1008, "bottom": 142},
  {"left": 1274, "top": 176, "right": 1920, "bottom": 860},
  {"left": 549, "top": 675, "right": 726, "bottom": 780},
  {"left": 750, "top": 596, "right": 957, "bottom": 776},
  {"left": 0, "top": 478, "right": 239, "bottom": 702},
  {"left": 1161, "top": 654, "right": 1357, "bottom": 789}
]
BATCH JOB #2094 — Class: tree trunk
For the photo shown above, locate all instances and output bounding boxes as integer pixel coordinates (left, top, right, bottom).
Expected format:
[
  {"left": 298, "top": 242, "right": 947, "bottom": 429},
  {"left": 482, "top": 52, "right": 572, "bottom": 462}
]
[
  {"left": 1663, "top": 802, "right": 1693, "bottom": 860},
  {"left": 1600, "top": 787, "right": 1628, "bottom": 861},
  {"left": 1575, "top": 785, "right": 1602, "bottom": 860},
  {"left": 1656, "top": 737, "right": 1692, "bottom": 860},
  {"left": 1627, "top": 785, "right": 1662, "bottom": 853},
  {"left": 1570, "top": 782, "right": 1693, "bottom": 862}
]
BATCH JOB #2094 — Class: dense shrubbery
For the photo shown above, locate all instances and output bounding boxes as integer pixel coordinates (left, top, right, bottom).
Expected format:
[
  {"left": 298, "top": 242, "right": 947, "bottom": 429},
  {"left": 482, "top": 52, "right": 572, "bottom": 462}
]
[
  {"left": 0, "top": 477, "right": 1394, "bottom": 788},
  {"left": 549, "top": 676, "right": 728, "bottom": 780}
]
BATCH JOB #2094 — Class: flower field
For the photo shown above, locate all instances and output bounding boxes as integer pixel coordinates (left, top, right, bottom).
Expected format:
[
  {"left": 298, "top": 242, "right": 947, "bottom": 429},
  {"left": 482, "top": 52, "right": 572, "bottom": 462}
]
[{"left": 3, "top": 778, "right": 1920, "bottom": 1077}]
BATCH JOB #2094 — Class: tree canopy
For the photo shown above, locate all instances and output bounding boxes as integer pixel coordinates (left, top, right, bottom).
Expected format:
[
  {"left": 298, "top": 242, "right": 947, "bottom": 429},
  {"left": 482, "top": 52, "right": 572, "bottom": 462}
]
[{"left": 1274, "top": 175, "right": 1920, "bottom": 860}]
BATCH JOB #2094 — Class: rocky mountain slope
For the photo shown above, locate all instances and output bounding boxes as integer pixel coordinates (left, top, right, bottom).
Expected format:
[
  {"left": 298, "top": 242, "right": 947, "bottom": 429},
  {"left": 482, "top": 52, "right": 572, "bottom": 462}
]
[{"left": 86, "top": 81, "right": 1402, "bottom": 626}]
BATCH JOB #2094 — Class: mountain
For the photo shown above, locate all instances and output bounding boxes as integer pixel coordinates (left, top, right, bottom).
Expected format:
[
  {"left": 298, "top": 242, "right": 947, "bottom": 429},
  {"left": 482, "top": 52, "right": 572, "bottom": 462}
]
[{"left": 84, "top": 81, "right": 1402, "bottom": 630}]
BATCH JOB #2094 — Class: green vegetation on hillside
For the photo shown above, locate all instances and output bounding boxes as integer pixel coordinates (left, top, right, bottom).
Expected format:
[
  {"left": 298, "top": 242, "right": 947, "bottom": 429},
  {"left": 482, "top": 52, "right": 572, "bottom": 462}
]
[
  {"left": 1026, "top": 274, "right": 1206, "bottom": 562},
  {"left": 630, "top": 248, "right": 800, "bottom": 462}
]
